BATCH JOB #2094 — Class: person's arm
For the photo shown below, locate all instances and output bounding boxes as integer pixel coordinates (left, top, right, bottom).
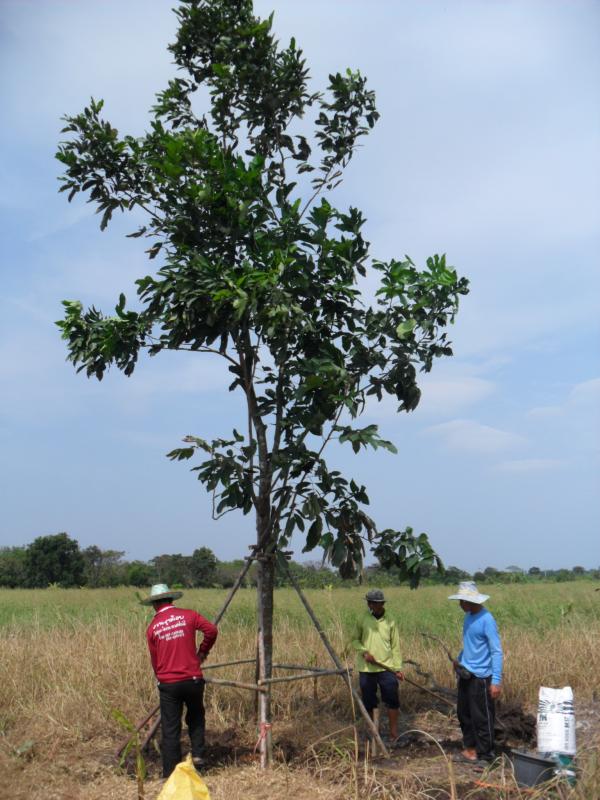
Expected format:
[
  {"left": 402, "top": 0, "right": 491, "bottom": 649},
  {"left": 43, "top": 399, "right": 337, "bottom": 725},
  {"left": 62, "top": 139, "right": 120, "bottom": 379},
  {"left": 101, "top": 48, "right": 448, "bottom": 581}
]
[
  {"left": 456, "top": 617, "right": 465, "bottom": 664},
  {"left": 146, "top": 626, "right": 158, "bottom": 676},
  {"left": 390, "top": 620, "right": 403, "bottom": 675},
  {"left": 486, "top": 615, "right": 503, "bottom": 697},
  {"left": 195, "top": 613, "right": 218, "bottom": 660},
  {"left": 350, "top": 616, "right": 367, "bottom": 653}
]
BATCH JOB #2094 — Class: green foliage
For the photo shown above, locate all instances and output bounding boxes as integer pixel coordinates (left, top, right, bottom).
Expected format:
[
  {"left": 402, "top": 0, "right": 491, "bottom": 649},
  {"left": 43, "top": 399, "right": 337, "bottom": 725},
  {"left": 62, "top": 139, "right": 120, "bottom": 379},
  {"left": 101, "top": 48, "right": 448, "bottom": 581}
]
[
  {"left": 2, "top": 532, "right": 596, "bottom": 590},
  {"left": 0, "top": 547, "right": 28, "bottom": 588},
  {"left": 82, "top": 546, "right": 126, "bottom": 587},
  {"left": 150, "top": 548, "right": 217, "bottom": 587},
  {"left": 113, "top": 708, "right": 147, "bottom": 798},
  {"left": 24, "top": 533, "right": 85, "bottom": 588},
  {"left": 126, "top": 561, "right": 156, "bottom": 587},
  {"left": 190, "top": 546, "right": 218, "bottom": 586},
  {"left": 55, "top": 0, "right": 469, "bottom": 582},
  {"left": 151, "top": 552, "right": 194, "bottom": 586},
  {"left": 214, "top": 558, "right": 253, "bottom": 588}
]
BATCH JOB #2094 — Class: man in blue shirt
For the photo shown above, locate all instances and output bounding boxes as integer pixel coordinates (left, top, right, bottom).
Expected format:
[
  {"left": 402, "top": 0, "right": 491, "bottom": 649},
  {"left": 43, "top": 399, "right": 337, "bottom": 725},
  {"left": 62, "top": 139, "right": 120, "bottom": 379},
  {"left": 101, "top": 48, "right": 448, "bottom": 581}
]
[{"left": 448, "top": 581, "right": 503, "bottom": 764}]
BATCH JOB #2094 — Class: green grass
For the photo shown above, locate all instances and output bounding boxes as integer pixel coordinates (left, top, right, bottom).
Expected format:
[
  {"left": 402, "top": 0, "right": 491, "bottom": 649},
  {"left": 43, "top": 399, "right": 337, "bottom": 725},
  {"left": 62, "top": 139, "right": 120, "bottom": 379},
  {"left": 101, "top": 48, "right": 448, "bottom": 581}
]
[{"left": 1, "top": 581, "right": 597, "bottom": 636}]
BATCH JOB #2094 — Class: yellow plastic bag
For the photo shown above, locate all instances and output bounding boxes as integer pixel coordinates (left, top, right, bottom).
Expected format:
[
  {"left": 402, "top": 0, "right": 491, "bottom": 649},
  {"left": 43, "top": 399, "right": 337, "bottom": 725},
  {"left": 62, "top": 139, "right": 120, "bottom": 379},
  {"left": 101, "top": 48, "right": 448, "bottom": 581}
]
[{"left": 157, "top": 754, "right": 211, "bottom": 800}]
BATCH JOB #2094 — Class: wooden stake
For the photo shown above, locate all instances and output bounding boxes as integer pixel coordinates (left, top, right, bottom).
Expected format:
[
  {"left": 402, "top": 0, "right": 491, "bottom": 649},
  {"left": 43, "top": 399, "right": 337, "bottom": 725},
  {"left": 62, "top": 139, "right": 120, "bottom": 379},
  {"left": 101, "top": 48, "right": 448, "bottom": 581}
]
[
  {"left": 213, "top": 555, "right": 255, "bottom": 625},
  {"left": 141, "top": 714, "right": 161, "bottom": 753},
  {"left": 372, "top": 707, "right": 382, "bottom": 756},
  {"left": 281, "top": 561, "right": 390, "bottom": 758},
  {"left": 403, "top": 675, "right": 455, "bottom": 708},
  {"left": 205, "top": 676, "right": 267, "bottom": 692},
  {"left": 272, "top": 662, "right": 344, "bottom": 672},
  {"left": 371, "top": 657, "right": 455, "bottom": 709},
  {"left": 258, "top": 667, "right": 350, "bottom": 685},
  {"left": 202, "top": 658, "right": 256, "bottom": 671}
]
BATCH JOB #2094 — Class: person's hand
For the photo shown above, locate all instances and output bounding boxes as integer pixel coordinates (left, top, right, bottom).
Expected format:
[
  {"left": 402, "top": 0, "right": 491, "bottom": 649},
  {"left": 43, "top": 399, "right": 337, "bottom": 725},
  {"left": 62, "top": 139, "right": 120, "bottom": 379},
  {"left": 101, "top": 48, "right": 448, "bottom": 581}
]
[
  {"left": 452, "top": 659, "right": 460, "bottom": 669},
  {"left": 489, "top": 683, "right": 502, "bottom": 700},
  {"left": 198, "top": 652, "right": 206, "bottom": 664},
  {"left": 396, "top": 671, "right": 405, "bottom": 681},
  {"left": 363, "top": 652, "right": 376, "bottom": 663}
]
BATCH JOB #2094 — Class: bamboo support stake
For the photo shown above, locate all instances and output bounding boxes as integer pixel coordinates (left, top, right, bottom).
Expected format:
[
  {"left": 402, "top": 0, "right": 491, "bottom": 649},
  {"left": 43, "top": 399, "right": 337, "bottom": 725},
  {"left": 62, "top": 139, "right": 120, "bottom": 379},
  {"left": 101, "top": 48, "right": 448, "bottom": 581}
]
[
  {"left": 141, "top": 714, "right": 161, "bottom": 752},
  {"left": 281, "top": 561, "right": 390, "bottom": 759},
  {"left": 205, "top": 676, "right": 267, "bottom": 692},
  {"left": 202, "top": 658, "right": 256, "bottom": 671},
  {"left": 403, "top": 675, "right": 455, "bottom": 708},
  {"left": 272, "top": 662, "right": 347, "bottom": 673},
  {"left": 258, "top": 667, "right": 350, "bottom": 685},
  {"left": 371, "top": 657, "right": 455, "bottom": 709},
  {"left": 213, "top": 555, "right": 255, "bottom": 625},
  {"left": 372, "top": 708, "right": 382, "bottom": 756}
]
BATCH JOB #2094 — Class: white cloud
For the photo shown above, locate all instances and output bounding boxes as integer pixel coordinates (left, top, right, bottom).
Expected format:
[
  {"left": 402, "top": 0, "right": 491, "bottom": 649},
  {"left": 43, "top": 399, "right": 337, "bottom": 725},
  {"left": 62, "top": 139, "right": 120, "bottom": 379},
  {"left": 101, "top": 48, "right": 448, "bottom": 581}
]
[
  {"left": 425, "top": 419, "right": 527, "bottom": 454},
  {"left": 524, "top": 376, "right": 600, "bottom": 460},
  {"left": 363, "top": 366, "right": 496, "bottom": 423},
  {"left": 417, "top": 375, "right": 494, "bottom": 416},
  {"left": 569, "top": 378, "right": 600, "bottom": 406},
  {"left": 528, "top": 378, "right": 600, "bottom": 420}
]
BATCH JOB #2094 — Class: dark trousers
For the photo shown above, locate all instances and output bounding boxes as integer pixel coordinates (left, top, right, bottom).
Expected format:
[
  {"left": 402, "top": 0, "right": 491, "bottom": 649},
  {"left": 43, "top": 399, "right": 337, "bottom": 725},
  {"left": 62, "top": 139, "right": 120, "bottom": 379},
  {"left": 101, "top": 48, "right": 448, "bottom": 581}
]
[
  {"left": 457, "top": 676, "right": 496, "bottom": 760},
  {"left": 359, "top": 671, "right": 400, "bottom": 711},
  {"left": 158, "top": 678, "right": 205, "bottom": 778}
]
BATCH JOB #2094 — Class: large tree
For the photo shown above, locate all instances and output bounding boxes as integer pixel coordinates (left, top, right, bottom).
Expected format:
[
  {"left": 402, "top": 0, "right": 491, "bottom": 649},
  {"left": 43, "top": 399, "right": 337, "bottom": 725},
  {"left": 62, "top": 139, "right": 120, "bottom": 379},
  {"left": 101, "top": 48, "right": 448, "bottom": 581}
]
[
  {"left": 82, "top": 545, "right": 126, "bottom": 587},
  {"left": 56, "top": 0, "right": 468, "bottom": 759},
  {"left": 0, "top": 547, "right": 28, "bottom": 588},
  {"left": 24, "top": 533, "right": 85, "bottom": 588}
]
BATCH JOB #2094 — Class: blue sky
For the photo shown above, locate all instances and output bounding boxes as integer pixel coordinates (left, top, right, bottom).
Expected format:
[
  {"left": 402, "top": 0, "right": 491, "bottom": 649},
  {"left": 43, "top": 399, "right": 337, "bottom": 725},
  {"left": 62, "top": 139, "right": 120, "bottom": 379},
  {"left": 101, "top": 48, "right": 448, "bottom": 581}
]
[{"left": 0, "top": 0, "right": 598, "bottom": 572}]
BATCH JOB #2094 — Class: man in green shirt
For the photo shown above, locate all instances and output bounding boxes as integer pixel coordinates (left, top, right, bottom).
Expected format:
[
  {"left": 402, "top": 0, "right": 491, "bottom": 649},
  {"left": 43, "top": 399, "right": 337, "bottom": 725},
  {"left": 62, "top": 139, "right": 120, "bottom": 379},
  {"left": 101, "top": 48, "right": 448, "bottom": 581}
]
[{"left": 351, "top": 589, "right": 404, "bottom": 742}]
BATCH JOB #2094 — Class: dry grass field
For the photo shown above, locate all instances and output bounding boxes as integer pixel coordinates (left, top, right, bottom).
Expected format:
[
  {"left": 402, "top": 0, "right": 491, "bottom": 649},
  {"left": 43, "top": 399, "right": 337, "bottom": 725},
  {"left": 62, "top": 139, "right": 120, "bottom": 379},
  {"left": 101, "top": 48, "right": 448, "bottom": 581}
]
[{"left": 1, "top": 582, "right": 599, "bottom": 799}]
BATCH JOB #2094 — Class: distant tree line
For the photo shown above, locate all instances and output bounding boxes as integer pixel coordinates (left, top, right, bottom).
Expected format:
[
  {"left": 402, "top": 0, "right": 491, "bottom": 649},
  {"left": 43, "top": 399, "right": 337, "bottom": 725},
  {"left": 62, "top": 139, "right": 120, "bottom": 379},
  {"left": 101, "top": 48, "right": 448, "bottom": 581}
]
[
  {"left": 0, "top": 533, "right": 341, "bottom": 589},
  {"left": 367, "top": 562, "right": 600, "bottom": 586},
  {"left": 1, "top": 533, "right": 597, "bottom": 589}
]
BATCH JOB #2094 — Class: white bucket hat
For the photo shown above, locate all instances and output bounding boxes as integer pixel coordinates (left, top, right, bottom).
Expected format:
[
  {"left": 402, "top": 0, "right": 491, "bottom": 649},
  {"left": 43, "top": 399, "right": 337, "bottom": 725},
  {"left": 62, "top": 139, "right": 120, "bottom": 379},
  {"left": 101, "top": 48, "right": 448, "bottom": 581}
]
[
  {"left": 140, "top": 583, "right": 183, "bottom": 605},
  {"left": 448, "top": 581, "right": 489, "bottom": 604}
]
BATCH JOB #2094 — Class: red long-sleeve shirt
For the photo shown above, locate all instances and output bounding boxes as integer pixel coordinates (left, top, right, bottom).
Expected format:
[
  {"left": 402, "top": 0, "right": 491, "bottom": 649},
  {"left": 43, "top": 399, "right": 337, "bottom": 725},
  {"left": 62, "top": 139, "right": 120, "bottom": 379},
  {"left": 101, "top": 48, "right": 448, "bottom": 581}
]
[{"left": 146, "top": 604, "right": 218, "bottom": 683}]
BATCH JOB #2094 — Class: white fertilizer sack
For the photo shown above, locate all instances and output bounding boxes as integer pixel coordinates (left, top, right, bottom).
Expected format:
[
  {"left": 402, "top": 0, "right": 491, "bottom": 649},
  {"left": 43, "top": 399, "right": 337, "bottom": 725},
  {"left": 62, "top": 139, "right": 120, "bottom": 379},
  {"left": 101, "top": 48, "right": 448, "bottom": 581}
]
[{"left": 537, "top": 686, "right": 576, "bottom": 755}]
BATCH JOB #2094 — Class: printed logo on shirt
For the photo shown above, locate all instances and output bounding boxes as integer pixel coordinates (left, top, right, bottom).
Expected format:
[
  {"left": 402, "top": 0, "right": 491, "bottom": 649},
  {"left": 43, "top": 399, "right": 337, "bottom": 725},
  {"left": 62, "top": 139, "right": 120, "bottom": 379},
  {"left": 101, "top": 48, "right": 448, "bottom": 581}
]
[{"left": 152, "top": 613, "right": 188, "bottom": 642}]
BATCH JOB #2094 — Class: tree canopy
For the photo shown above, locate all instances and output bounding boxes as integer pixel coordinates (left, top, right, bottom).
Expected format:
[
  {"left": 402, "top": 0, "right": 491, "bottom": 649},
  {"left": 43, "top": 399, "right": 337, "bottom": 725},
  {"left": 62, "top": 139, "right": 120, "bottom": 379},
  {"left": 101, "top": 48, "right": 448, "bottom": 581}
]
[
  {"left": 56, "top": 0, "right": 468, "bottom": 586},
  {"left": 24, "top": 533, "right": 85, "bottom": 588}
]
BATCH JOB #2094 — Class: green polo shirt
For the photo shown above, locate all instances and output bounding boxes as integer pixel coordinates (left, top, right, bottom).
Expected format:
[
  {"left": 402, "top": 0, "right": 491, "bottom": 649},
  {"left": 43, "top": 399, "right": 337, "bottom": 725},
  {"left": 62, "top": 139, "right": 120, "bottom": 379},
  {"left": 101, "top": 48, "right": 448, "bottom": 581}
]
[{"left": 351, "top": 609, "right": 402, "bottom": 673}]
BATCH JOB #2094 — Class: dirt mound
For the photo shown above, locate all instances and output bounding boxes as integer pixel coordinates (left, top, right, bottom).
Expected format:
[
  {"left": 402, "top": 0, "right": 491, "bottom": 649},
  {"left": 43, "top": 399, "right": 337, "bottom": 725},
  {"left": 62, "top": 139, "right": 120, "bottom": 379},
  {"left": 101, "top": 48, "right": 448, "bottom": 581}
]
[{"left": 495, "top": 702, "right": 536, "bottom": 744}]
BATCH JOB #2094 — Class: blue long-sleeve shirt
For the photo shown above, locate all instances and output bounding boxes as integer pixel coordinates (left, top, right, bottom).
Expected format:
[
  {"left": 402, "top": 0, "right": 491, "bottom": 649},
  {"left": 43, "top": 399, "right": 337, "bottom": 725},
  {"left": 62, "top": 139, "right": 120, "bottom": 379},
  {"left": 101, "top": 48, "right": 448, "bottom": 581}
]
[{"left": 458, "top": 608, "right": 503, "bottom": 685}]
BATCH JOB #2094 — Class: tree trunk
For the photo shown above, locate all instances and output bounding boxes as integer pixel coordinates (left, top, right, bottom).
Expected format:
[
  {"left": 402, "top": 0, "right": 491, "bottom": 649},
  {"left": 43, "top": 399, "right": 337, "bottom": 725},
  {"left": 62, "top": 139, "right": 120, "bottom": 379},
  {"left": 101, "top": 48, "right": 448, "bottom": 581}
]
[
  {"left": 256, "top": 542, "right": 274, "bottom": 767},
  {"left": 243, "top": 339, "right": 275, "bottom": 767},
  {"left": 255, "top": 436, "right": 274, "bottom": 767}
]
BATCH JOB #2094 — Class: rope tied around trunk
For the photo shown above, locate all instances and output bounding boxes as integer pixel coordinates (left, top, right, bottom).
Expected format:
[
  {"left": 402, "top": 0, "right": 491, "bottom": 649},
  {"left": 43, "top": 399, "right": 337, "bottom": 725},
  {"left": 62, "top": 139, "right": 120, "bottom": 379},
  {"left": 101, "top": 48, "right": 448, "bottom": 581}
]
[{"left": 254, "top": 722, "right": 272, "bottom": 753}]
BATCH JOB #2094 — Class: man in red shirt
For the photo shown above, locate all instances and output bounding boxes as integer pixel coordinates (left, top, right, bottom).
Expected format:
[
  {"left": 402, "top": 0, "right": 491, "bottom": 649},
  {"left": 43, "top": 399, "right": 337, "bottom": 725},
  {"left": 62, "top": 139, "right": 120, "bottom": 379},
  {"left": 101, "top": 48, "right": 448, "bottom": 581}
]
[{"left": 142, "top": 583, "right": 218, "bottom": 777}]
